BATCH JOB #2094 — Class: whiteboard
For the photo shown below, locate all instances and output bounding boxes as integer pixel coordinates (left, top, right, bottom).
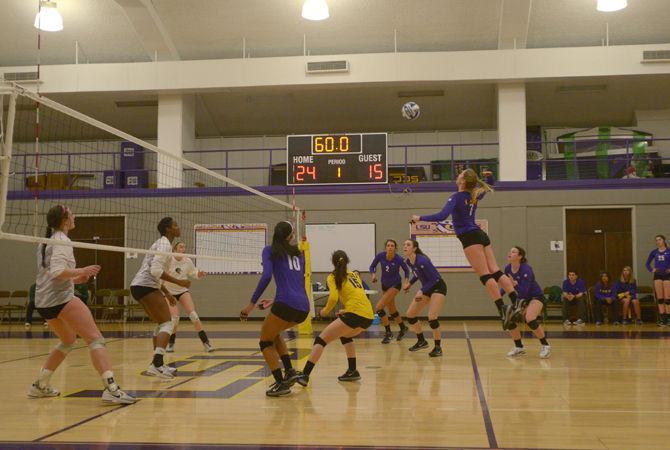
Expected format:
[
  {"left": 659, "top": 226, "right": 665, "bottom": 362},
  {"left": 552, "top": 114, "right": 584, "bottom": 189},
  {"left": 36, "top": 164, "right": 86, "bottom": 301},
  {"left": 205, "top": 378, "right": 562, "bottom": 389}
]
[
  {"left": 307, "top": 223, "right": 376, "bottom": 273},
  {"left": 410, "top": 220, "right": 488, "bottom": 272},
  {"left": 194, "top": 223, "right": 266, "bottom": 274}
]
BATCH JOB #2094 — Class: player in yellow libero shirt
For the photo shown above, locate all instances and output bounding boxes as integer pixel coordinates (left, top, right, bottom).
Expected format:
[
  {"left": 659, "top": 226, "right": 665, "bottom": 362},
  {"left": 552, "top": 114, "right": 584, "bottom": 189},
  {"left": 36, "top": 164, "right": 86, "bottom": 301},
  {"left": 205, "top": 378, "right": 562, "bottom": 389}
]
[{"left": 292, "top": 250, "right": 374, "bottom": 386}]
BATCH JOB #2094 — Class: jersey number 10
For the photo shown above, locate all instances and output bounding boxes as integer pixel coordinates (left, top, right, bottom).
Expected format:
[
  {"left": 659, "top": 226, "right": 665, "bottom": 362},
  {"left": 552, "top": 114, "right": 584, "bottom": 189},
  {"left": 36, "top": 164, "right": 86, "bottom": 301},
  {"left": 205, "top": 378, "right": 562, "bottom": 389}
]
[{"left": 287, "top": 255, "right": 301, "bottom": 271}]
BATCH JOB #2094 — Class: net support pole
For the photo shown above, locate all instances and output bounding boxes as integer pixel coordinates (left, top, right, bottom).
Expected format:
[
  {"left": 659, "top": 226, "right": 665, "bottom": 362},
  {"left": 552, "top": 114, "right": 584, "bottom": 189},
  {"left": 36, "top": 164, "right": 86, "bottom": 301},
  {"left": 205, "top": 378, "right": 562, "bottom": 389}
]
[
  {"left": 298, "top": 239, "right": 314, "bottom": 336},
  {"left": 0, "top": 91, "right": 17, "bottom": 232}
]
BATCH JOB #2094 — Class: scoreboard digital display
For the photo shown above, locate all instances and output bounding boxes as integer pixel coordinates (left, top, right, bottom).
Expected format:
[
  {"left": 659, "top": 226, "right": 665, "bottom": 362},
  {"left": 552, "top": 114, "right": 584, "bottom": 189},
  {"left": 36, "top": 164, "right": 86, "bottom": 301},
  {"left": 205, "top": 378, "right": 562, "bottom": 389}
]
[{"left": 286, "top": 133, "right": 387, "bottom": 186}]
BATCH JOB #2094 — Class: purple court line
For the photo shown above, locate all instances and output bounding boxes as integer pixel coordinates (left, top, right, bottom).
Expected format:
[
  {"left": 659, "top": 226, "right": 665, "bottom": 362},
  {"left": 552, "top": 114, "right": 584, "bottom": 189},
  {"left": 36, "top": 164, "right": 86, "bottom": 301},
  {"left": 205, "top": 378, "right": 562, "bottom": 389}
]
[
  {"left": 32, "top": 403, "right": 134, "bottom": 442},
  {"left": 0, "top": 442, "right": 567, "bottom": 450},
  {"left": 0, "top": 338, "right": 127, "bottom": 365},
  {"left": 464, "top": 324, "right": 498, "bottom": 449}
]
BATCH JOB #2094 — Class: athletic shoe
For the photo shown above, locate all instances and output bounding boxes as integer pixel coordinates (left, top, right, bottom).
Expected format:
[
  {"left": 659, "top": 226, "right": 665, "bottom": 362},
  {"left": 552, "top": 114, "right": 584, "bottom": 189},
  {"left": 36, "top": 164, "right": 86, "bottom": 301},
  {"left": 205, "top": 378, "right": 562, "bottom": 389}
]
[
  {"left": 563, "top": 320, "right": 572, "bottom": 326},
  {"left": 613, "top": 321, "right": 621, "bottom": 326},
  {"left": 102, "top": 388, "right": 137, "bottom": 405},
  {"left": 506, "top": 347, "right": 526, "bottom": 357},
  {"left": 24, "top": 323, "right": 31, "bottom": 329},
  {"left": 409, "top": 340, "right": 429, "bottom": 352},
  {"left": 145, "top": 364, "right": 175, "bottom": 380},
  {"left": 290, "top": 371, "right": 309, "bottom": 387},
  {"left": 428, "top": 346, "right": 443, "bottom": 357},
  {"left": 381, "top": 331, "right": 393, "bottom": 344},
  {"left": 165, "top": 343, "right": 175, "bottom": 353},
  {"left": 657, "top": 321, "right": 665, "bottom": 327},
  {"left": 511, "top": 300, "right": 526, "bottom": 323},
  {"left": 595, "top": 321, "right": 602, "bottom": 326},
  {"left": 203, "top": 341, "right": 214, "bottom": 352},
  {"left": 266, "top": 381, "right": 292, "bottom": 397},
  {"left": 539, "top": 345, "right": 552, "bottom": 359},
  {"left": 43, "top": 322, "right": 49, "bottom": 328},
  {"left": 502, "top": 305, "right": 516, "bottom": 330},
  {"left": 397, "top": 325, "right": 408, "bottom": 341},
  {"left": 165, "top": 365, "right": 177, "bottom": 374},
  {"left": 574, "top": 319, "right": 585, "bottom": 325},
  {"left": 622, "top": 319, "right": 631, "bottom": 325},
  {"left": 27, "top": 383, "right": 60, "bottom": 398},
  {"left": 337, "top": 369, "right": 361, "bottom": 382},
  {"left": 635, "top": 319, "right": 643, "bottom": 325},
  {"left": 283, "top": 368, "right": 298, "bottom": 387}
]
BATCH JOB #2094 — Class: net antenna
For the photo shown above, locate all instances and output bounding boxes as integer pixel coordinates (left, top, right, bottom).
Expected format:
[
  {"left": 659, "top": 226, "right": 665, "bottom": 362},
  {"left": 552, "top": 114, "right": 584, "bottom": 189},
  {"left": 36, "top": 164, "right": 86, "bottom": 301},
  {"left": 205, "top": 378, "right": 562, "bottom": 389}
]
[{"left": 0, "top": 82, "right": 302, "bottom": 269}]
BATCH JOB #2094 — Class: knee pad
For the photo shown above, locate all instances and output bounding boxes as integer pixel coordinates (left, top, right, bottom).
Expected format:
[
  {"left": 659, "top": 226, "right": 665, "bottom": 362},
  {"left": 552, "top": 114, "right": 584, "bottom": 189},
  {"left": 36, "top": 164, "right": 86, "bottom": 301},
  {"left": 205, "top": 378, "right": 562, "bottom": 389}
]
[
  {"left": 259, "top": 340, "right": 273, "bottom": 351},
  {"left": 492, "top": 270, "right": 504, "bottom": 282},
  {"left": 89, "top": 337, "right": 106, "bottom": 350},
  {"left": 428, "top": 319, "right": 440, "bottom": 329},
  {"left": 171, "top": 315, "right": 180, "bottom": 327},
  {"left": 389, "top": 311, "right": 399, "bottom": 319},
  {"left": 407, "top": 317, "right": 419, "bottom": 325},
  {"left": 527, "top": 319, "right": 540, "bottom": 330},
  {"left": 314, "top": 336, "right": 327, "bottom": 347},
  {"left": 158, "top": 320, "right": 174, "bottom": 335},
  {"left": 664, "top": 299, "right": 670, "bottom": 306},
  {"left": 189, "top": 311, "right": 200, "bottom": 323},
  {"left": 479, "top": 274, "right": 494, "bottom": 285},
  {"left": 376, "top": 309, "right": 386, "bottom": 318},
  {"left": 152, "top": 325, "right": 161, "bottom": 337},
  {"left": 340, "top": 336, "right": 353, "bottom": 345},
  {"left": 55, "top": 342, "right": 73, "bottom": 354}
]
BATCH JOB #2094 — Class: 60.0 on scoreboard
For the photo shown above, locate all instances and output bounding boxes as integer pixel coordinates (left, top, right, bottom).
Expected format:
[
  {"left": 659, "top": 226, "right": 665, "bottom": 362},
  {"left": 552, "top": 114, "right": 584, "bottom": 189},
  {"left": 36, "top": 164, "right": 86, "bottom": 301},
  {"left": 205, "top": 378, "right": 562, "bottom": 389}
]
[{"left": 286, "top": 133, "right": 387, "bottom": 186}]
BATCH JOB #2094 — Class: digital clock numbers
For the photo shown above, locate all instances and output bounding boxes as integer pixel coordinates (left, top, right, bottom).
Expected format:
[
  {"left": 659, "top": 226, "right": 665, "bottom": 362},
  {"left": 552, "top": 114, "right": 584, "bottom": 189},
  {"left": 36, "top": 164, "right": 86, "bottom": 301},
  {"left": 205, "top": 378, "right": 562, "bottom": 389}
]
[{"left": 287, "top": 133, "right": 387, "bottom": 185}]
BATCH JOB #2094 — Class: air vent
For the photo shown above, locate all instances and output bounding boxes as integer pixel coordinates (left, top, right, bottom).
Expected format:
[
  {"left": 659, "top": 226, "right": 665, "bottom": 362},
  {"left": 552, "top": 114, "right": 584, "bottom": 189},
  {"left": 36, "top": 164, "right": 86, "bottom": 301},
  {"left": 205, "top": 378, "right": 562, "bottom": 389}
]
[
  {"left": 398, "top": 90, "right": 444, "bottom": 98},
  {"left": 306, "top": 60, "right": 349, "bottom": 74},
  {"left": 556, "top": 84, "right": 607, "bottom": 94},
  {"left": 642, "top": 50, "right": 670, "bottom": 63},
  {"left": 115, "top": 100, "right": 158, "bottom": 108},
  {"left": 2, "top": 71, "right": 40, "bottom": 82}
]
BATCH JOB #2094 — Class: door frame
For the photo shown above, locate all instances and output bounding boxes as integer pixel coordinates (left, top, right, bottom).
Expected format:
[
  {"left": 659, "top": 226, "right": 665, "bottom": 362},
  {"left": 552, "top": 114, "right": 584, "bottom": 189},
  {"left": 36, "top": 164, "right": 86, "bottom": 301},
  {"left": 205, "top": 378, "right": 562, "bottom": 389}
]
[
  {"left": 562, "top": 205, "right": 637, "bottom": 279},
  {"left": 73, "top": 214, "right": 127, "bottom": 292}
]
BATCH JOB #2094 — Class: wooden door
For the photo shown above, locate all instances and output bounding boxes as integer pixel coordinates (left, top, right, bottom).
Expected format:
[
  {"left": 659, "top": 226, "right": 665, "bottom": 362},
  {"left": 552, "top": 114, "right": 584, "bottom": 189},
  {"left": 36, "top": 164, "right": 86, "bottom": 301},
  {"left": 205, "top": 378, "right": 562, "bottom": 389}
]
[
  {"left": 565, "top": 208, "right": 632, "bottom": 287},
  {"left": 68, "top": 216, "right": 125, "bottom": 298}
]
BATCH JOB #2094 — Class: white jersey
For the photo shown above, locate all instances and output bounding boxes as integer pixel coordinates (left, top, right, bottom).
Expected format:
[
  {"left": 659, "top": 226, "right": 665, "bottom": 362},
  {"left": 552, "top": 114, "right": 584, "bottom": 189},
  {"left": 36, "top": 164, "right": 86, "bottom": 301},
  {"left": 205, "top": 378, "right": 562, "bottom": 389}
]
[
  {"left": 35, "top": 231, "right": 76, "bottom": 308},
  {"left": 130, "top": 236, "right": 171, "bottom": 289},
  {"left": 163, "top": 257, "right": 198, "bottom": 295}
]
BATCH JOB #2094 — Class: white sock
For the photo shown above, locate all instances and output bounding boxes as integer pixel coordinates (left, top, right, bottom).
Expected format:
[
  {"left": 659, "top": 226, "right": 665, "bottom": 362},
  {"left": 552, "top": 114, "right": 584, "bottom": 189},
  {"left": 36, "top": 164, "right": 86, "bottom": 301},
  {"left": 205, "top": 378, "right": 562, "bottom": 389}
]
[
  {"left": 101, "top": 370, "right": 119, "bottom": 392},
  {"left": 37, "top": 368, "right": 54, "bottom": 388}
]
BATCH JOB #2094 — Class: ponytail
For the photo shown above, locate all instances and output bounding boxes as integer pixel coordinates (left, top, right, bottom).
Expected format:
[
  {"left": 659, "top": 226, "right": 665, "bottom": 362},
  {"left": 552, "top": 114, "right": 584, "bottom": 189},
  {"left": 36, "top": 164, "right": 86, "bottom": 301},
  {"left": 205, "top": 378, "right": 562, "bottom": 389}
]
[
  {"left": 42, "top": 204, "right": 68, "bottom": 268},
  {"left": 461, "top": 168, "right": 494, "bottom": 204},
  {"left": 331, "top": 250, "right": 349, "bottom": 290}
]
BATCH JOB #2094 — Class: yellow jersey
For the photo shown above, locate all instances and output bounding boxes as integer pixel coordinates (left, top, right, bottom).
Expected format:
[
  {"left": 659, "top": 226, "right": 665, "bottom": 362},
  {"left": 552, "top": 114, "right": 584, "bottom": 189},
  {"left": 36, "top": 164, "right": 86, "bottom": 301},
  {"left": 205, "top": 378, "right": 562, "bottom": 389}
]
[{"left": 323, "top": 271, "right": 374, "bottom": 319}]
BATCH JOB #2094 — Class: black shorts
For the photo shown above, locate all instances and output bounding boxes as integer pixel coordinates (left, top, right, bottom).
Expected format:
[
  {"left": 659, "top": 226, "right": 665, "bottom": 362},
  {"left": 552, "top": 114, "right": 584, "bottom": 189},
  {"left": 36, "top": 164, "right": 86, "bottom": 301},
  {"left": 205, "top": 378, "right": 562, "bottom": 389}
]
[
  {"left": 421, "top": 278, "right": 447, "bottom": 297},
  {"left": 457, "top": 229, "right": 491, "bottom": 249},
  {"left": 37, "top": 302, "right": 68, "bottom": 320},
  {"left": 174, "top": 291, "right": 189, "bottom": 301},
  {"left": 382, "top": 282, "right": 402, "bottom": 292},
  {"left": 130, "top": 285, "right": 159, "bottom": 302},
  {"left": 653, "top": 272, "right": 670, "bottom": 281},
  {"left": 271, "top": 301, "right": 309, "bottom": 324},
  {"left": 340, "top": 312, "right": 373, "bottom": 329}
]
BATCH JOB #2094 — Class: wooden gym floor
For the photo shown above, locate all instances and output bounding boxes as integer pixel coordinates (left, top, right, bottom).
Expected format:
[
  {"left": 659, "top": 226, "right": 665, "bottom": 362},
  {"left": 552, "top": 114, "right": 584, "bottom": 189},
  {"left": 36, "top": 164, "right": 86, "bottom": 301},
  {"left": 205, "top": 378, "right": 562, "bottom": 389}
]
[{"left": 0, "top": 320, "right": 669, "bottom": 450}]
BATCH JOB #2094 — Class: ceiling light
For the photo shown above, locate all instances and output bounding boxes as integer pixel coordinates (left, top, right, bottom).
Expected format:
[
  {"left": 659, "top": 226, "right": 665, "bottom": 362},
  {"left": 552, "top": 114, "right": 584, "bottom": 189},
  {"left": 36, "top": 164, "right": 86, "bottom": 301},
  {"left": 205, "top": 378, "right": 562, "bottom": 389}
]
[
  {"left": 596, "top": 0, "right": 628, "bottom": 12},
  {"left": 302, "top": 0, "right": 329, "bottom": 21},
  {"left": 34, "top": 1, "right": 63, "bottom": 32}
]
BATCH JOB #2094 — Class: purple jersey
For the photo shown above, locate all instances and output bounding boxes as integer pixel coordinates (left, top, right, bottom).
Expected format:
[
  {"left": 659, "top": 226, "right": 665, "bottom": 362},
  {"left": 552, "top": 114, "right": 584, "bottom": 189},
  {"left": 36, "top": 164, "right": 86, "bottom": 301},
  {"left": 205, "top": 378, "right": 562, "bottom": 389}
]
[
  {"left": 407, "top": 253, "right": 442, "bottom": 291},
  {"left": 613, "top": 280, "right": 637, "bottom": 299},
  {"left": 251, "top": 246, "right": 309, "bottom": 312},
  {"left": 420, "top": 191, "right": 485, "bottom": 236},
  {"left": 369, "top": 252, "right": 410, "bottom": 288},
  {"left": 504, "top": 263, "right": 543, "bottom": 300},
  {"left": 594, "top": 282, "right": 614, "bottom": 300},
  {"left": 645, "top": 248, "right": 670, "bottom": 273},
  {"left": 562, "top": 278, "right": 586, "bottom": 296}
]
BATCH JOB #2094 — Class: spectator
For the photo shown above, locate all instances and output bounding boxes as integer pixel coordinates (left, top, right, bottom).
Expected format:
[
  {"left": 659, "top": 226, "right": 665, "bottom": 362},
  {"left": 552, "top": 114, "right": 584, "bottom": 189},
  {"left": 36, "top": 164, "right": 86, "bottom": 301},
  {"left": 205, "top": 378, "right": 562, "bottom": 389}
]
[
  {"left": 24, "top": 283, "right": 47, "bottom": 329},
  {"left": 562, "top": 271, "right": 587, "bottom": 326},
  {"left": 615, "top": 266, "right": 640, "bottom": 325},
  {"left": 593, "top": 272, "right": 620, "bottom": 326}
]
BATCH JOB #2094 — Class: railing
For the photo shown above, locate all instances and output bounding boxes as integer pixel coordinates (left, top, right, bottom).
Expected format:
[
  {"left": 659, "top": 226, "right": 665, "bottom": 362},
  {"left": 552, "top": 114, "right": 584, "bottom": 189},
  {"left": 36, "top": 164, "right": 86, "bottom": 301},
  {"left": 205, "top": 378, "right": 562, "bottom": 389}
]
[{"left": 9, "top": 138, "right": 670, "bottom": 191}]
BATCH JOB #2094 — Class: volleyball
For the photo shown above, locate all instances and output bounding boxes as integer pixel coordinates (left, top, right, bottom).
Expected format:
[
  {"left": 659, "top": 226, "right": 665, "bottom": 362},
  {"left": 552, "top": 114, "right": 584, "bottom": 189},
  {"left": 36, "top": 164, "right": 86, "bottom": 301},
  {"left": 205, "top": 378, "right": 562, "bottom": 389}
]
[{"left": 401, "top": 101, "right": 421, "bottom": 120}]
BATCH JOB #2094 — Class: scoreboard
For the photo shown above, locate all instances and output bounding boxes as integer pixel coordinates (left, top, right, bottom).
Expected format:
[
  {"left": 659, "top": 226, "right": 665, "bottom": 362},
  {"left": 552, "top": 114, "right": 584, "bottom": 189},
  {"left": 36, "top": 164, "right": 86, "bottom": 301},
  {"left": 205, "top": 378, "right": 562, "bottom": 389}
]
[{"left": 286, "top": 133, "right": 387, "bottom": 186}]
